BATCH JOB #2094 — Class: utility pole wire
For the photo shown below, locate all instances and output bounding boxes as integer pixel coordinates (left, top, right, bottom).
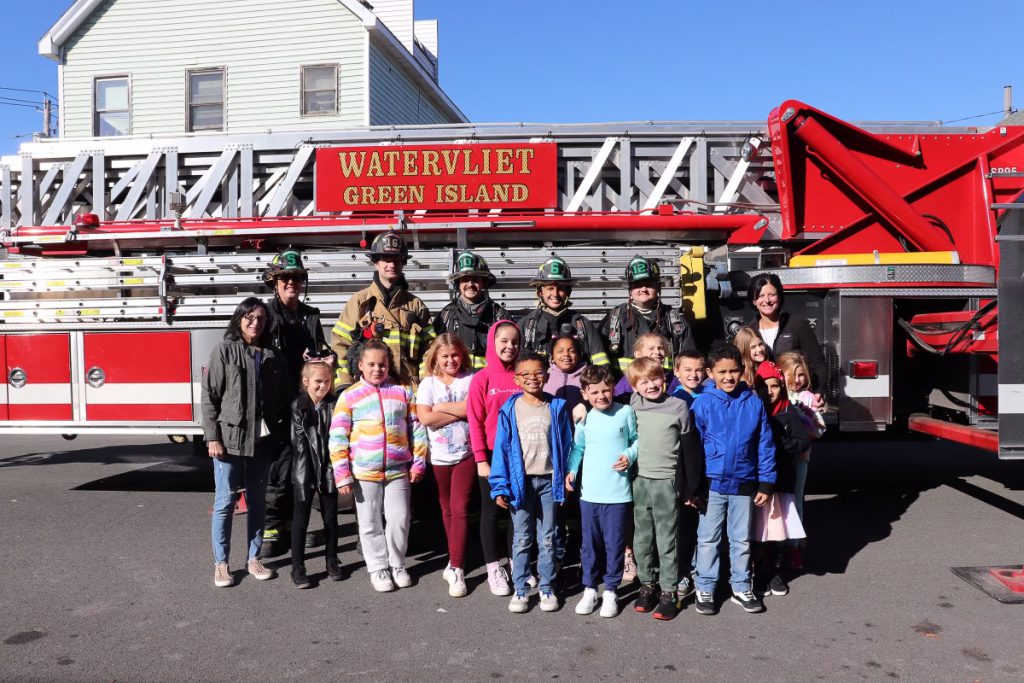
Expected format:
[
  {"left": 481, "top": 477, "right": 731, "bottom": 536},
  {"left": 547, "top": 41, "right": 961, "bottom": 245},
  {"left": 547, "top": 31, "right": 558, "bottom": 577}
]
[
  {"left": 940, "top": 109, "right": 1006, "bottom": 125},
  {"left": 0, "top": 85, "right": 57, "bottom": 100}
]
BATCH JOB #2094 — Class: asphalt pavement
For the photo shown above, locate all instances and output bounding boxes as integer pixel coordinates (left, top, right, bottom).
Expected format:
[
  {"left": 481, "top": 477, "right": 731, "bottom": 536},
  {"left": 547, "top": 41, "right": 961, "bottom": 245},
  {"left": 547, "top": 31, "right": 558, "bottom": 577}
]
[{"left": 1, "top": 433, "right": 1023, "bottom": 682}]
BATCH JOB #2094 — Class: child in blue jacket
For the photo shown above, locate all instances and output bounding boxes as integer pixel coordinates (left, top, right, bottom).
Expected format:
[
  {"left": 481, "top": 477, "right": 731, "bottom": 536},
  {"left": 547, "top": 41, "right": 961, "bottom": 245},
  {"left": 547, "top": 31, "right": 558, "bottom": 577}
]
[
  {"left": 489, "top": 352, "right": 573, "bottom": 614},
  {"left": 690, "top": 343, "right": 776, "bottom": 616}
]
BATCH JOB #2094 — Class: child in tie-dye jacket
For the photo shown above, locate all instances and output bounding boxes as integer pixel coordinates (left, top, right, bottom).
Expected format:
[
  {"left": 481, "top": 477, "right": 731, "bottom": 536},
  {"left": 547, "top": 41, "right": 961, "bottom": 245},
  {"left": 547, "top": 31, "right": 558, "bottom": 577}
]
[{"left": 329, "top": 340, "right": 428, "bottom": 593}]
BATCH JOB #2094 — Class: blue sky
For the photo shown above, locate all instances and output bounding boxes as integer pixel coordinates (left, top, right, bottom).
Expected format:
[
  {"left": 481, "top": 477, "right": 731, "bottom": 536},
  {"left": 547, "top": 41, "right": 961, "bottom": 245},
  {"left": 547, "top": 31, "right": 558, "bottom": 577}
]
[{"left": 1, "top": 0, "right": 1021, "bottom": 154}]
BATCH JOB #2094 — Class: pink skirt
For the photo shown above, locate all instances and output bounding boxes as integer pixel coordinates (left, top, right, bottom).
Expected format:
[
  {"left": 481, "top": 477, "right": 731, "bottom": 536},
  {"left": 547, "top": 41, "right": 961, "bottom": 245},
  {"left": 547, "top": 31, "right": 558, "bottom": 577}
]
[{"left": 754, "top": 492, "right": 806, "bottom": 542}]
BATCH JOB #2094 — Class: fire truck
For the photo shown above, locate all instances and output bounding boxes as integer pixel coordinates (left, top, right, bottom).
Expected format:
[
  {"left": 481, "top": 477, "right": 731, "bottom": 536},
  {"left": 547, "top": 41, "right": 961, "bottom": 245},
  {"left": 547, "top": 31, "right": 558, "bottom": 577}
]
[{"left": 1, "top": 100, "right": 1022, "bottom": 459}]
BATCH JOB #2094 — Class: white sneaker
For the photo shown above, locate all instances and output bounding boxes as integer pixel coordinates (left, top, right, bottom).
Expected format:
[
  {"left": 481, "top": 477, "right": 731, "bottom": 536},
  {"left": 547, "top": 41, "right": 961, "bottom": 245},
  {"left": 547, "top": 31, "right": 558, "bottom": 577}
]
[
  {"left": 508, "top": 593, "right": 529, "bottom": 613},
  {"left": 575, "top": 587, "right": 599, "bottom": 615},
  {"left": 370, "top": 568, "right": 395, "bottom": 593},
  {"left": 447, "top": 567, "right": 467, "bottom": 598},
  {"left": 391, "top": 566, "right": 412, "bottom": 588},
  {"left": 538, "top": 590, "right": 559, "bottom": 612},
  {"left": 442, "top": 564, "right": 455, "bottom": 586},
  {"left": 488, "top": 564, "right": 512, "bottom": 596},
  {"left": 526, "top": 574, "right": 538, "bottom": 589},
  {"left": 599, "top": 590, "right": 620, "bottom": 618}
]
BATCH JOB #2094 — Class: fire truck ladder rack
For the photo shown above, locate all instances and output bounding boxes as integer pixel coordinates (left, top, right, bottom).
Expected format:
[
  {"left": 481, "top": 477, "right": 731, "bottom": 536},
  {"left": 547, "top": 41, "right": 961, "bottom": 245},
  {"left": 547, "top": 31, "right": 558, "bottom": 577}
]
[{"left": 0, "top": 245, "right": 688, "bottom": 327}]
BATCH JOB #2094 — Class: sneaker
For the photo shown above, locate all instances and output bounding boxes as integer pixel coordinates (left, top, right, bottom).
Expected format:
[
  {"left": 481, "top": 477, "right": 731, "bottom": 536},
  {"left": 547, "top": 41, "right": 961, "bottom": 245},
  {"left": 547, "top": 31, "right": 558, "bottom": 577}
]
[
  {"left": 370, "top": 568, "right": 395, "bottom": 593},
  {"left": 731, "top": 589, "right": 766, "bottom": 613},
  {"left": 769, "top": 573, "right": 790, "bottom": 596},
  {"left": 326, "top": 557, "right": 346, "bottom": 582},
  {"left": 694, "top": 591, "right": 718, "bottom": 615},
  {"left": 622, "top": 549, "right": 638, "bottom": 584},
  {"left": 247, "top": 558, "right": 275, "bottom": 581},
  {"left": 488, "top": 563, "right": 512, "bottom": 596},
  {"left": 508, "top": 593, "right": 529, "bottom": 613},
  {"left": 538, "top": 590, "right": 559, "bottom": 612},
  {"left": 634, "top": 583, "right": 659, "bottom": 613},
  {"left": 677, "top": 575, "right": 695, "bottom": 599},
  {"left": 291, "top": 565, "right": 312, "bottom": 589},
  {"left": 213, "top": 562, "right": 233, "bottom": 588},
  {"left": 447, "top": 567, "right": 467, "bottom": 598},
  {"left": 442, "top": 564, "right": 456, "bottom": 587},
  {"left": 575, "top": 588, "right": 599, "bottom": 615},
  {"left": 391, "top": 566, "right": 412, "bottom": 589},
  {"left": 653, "top": 591, "right": 681, "bottom": 621},
  {"left": 526, "top": 574, "right": 539, "bottom": 589},
  {"left": 599, "top": 590, "right": 619, "bottom": 618}
]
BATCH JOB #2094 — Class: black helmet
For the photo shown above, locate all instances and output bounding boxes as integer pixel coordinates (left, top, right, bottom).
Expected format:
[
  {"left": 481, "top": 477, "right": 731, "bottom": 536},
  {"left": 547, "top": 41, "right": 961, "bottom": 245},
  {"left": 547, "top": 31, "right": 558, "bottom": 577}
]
[
  {"left": 529, "top": 256, "right": 576, "bottom": 287},
  {"left": 262, "top": 248, "right": 308, "bottom": 285},
  {"left": 448, "top": 251, "right": 496, "bottom": 286},
  {"left": 369, "top": 231, "right": 409, "bottom": 262},
  {"left": 625, "top": 255, "right": 661, "bottom": 287}
]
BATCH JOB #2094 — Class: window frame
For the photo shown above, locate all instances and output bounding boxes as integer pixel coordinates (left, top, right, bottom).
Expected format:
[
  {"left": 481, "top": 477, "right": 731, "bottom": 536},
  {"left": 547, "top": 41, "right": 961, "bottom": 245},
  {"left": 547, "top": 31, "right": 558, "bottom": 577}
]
[
  {"left": 93, "top": 75, "right": 131, "bottom": 137},
  {"left": 186, "top": 67, "right": 227, "bottom": 133},
  {"left": 300, "top": 63, "right": 339, "bottom": 117}
]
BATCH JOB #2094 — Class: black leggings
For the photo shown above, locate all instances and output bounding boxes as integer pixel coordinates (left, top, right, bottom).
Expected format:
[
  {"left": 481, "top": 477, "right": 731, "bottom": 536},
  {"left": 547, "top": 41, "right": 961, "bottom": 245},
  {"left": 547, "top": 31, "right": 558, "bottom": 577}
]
[
  {"left": 291, "top": 488, "right": 339, "bottom": 568},
  {"left": 477, "top": 476, "right": 512, "bottom": 565}
]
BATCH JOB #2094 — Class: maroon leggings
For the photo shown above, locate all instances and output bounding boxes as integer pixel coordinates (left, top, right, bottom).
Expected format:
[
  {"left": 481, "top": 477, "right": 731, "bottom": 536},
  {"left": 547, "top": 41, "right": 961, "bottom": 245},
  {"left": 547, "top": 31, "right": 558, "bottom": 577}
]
[{"left": 433, "top": 457, "right": 476, "bottom": 569}]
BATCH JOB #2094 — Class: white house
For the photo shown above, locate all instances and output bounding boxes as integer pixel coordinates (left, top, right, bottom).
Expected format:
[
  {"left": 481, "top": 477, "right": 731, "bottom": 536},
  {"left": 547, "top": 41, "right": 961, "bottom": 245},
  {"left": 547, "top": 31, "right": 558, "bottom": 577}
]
[{"left": 38, "top": 0, "right": 467, "bottom": 140}]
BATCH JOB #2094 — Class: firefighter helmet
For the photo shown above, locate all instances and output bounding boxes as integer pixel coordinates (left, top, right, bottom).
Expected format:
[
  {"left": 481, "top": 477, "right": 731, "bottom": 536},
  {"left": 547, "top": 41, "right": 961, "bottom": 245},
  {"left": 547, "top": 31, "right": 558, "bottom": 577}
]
[
  {"left": 625, "top": 255, "right": 661, "bottom": 287},
  {"left": 369, "top": 231, "right": 409, "bottom": 262},
  {"left": 448, "top": 251, "right": 497, "bottom": 286},
  {"left": 262, "top": 248, "right": 308, "bottom": 285},
  {"left": 529, "top": 256, "right": 576, "bottom": 287}
]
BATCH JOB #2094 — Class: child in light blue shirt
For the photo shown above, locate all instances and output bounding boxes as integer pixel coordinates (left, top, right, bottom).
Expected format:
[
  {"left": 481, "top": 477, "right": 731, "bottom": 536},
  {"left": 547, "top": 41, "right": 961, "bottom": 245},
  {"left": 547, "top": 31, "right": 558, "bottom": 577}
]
[{"left": 565, "top": 365, "right": 638, "bottom": 618}]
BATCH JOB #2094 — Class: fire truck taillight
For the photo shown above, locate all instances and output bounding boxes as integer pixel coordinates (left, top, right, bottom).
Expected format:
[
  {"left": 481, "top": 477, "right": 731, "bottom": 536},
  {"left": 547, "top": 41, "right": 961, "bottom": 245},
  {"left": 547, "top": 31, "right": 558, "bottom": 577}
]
[
  {"left": 848, "top": 360, "right": 879, "bottom": 380},
  {"left": 74, "top": 213, "right": 100, "bottom": 229}
]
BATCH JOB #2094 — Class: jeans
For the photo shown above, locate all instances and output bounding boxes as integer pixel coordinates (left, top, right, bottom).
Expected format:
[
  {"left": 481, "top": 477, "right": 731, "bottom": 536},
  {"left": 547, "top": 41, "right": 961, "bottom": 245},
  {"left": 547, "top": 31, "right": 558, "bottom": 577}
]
[
  {"left": 695, "top": 490, "right": 754, "bottom": 594},
  {"left": 211, "top": 445, "right": 271, "bottom": 564},
  {"left": 510, "top": 475, "right": 557, "bottom": 594}
]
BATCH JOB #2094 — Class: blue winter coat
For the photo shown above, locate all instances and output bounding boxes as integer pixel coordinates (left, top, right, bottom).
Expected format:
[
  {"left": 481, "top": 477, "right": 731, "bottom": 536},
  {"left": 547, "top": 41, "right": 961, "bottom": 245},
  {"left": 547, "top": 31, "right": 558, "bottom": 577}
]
[
  {"left": 691, "top": 382, "right": 776, "bottom": 495},
  {"left": 488, "top": 393, "right": 572, "bottom": 509}
]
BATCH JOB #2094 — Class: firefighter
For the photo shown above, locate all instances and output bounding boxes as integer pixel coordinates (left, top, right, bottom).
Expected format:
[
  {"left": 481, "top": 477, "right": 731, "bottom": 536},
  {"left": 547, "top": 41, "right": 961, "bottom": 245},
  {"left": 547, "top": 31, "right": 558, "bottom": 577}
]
[
  {"left": 518, "top": 255, "right": 609, "bottom": 366},
  {"left": 330, "top": 231, "right": 433, "bottom": 390},
  {"left": 600, "top": 255, "right": 696, "bottom": 377},
  {"left": 260, "top": 247, "right": 329, "bottom": 558},
  {"left": 432, "top": 250, "right": 508, "bottom": 371}
]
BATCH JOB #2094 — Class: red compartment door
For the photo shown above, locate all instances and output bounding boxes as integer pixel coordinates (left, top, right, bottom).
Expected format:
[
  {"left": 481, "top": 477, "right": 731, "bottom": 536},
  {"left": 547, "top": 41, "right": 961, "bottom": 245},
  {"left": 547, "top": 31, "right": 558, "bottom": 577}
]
[
  {"left": 6, "top": 334, "right": 73, "bottom": 420},
  {"left": 83, "top": 332, "right": 193, "bottom": 421}
]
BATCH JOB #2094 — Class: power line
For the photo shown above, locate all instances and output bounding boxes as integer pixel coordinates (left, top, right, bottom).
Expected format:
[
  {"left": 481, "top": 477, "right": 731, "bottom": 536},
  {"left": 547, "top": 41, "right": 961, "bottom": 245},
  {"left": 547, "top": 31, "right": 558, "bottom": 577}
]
[
  {"left": 0, "top": 101, "right": 42, "bottom": 111},
  {"left": 0, "top": 95, "right": 45, "bottom": 106},
  {"left": 0, "top": 85, "right": 57, "bottom": 100},
  {"left": 941, "top": 109, "right": 1005, "bottom": 124}
]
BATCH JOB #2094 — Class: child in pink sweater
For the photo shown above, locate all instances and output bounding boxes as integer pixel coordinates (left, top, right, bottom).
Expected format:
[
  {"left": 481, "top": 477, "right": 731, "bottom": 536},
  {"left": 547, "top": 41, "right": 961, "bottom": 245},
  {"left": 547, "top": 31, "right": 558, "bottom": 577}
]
[{"left": 466, "top": 320, "right": 521, "bottom": 596}]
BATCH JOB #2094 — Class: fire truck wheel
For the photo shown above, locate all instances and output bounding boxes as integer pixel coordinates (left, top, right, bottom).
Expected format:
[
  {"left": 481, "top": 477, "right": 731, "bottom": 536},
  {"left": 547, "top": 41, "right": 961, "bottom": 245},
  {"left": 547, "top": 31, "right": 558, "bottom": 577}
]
[{"left": 60, "top": 434, "right": 77, "bottom": 441}]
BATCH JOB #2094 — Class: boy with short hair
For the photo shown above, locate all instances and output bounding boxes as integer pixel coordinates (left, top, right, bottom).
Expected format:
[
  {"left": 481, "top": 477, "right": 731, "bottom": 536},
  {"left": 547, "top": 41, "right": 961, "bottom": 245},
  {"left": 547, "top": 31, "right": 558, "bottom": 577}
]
[
  {"left": 628, "top": 357, "right": 704, "bottom": 621},
  {"left": 565, "top": 365, "right": 638, "bottom": 618},
  {"left": 489, "top": 352, "right": 573, "bottom": 613},
  {"left": 671, "top": 351, "right": 707, "bottom": 408},
  {"left": 690, "top": 344, "right": 776, "bottom": 615}
]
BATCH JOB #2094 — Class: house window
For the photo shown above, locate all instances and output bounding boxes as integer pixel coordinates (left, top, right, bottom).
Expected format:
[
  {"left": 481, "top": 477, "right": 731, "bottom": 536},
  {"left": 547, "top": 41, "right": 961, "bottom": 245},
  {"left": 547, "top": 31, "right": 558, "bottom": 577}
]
[
  {"left": 187, "top": 68, "right": 225, "bottom": 132},
  {"left": 301, "top": 65, "right": 338, "bottom": 116},
  {"left": 94, "top": 77, "right": 130, "bottom": 136}
]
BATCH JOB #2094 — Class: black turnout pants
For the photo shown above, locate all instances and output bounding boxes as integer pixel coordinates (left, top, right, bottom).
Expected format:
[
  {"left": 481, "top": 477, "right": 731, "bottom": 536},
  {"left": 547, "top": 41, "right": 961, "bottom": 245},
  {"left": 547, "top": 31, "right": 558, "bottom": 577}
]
[{"left": 264, "top": 447, "right": 293, "bottom": 535}]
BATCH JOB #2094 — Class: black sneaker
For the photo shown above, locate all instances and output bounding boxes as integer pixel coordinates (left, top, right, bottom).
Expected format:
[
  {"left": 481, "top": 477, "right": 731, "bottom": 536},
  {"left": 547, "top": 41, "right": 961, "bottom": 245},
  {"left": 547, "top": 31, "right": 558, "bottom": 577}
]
[
  {"left": 694, "top": 590, "right": 718, "bottom": 615},
  {"left": 731, "top": 589, "right": 766, "bottom": 613},
  {"left": 652, "top": 591, "right": 681, "bottom": 621},
  {"left": 290, "top": 565, "right": 312, "bottom": 589},
  {"left": 769, "top": 573, "right": 789, "bottom": 596},
  {"left": 634, "top": 583, "right": 659, "bottom": 613},
  {"left": 326, "top": 557, "right": 347, "bottom": 582}
]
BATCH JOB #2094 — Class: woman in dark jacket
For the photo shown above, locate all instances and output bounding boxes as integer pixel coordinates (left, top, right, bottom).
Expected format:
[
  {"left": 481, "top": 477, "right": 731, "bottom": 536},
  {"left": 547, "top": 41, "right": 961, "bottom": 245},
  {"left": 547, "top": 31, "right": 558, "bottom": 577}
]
[
  {"left": 747, "top": 273, "right": 827, "bottom": 395},
  {"left": 202, "top": 297, "right": 289, "bottom": 588},
  {"left": 289, "top": 351, "right": 345, "bottom": 588}
]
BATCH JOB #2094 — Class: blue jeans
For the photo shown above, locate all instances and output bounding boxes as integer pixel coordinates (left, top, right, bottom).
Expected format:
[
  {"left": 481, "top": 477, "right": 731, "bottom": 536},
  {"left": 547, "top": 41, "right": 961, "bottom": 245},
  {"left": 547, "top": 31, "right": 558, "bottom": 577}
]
[
  {"left": 789, "top": 459, "right": 809, "bottom": 547},
  {"left": 695, "top": 490, "right": 754, "bottom": 594},
  {"left": 510, "top": 475, "right": 557, "bottom": 594},
  {"left": 211, "top": 446, "right": 270, "bottom": 564}
]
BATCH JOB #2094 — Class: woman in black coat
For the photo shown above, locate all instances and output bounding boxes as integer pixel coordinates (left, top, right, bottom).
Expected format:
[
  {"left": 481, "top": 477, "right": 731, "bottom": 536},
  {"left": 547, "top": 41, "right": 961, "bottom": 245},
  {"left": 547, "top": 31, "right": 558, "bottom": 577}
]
[{"left": 747, "top": 273, "right": 828, "bottom": 396}]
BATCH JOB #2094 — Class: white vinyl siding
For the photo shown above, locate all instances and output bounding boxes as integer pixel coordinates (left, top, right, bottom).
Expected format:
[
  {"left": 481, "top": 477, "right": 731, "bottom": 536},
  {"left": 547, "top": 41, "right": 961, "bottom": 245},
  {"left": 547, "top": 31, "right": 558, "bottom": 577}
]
[
  {"left": 368, "top": 41, "right": 449, "bottom": 126},
  {"left": 60, "top": 0, "right": 367, "bottom": 138}
]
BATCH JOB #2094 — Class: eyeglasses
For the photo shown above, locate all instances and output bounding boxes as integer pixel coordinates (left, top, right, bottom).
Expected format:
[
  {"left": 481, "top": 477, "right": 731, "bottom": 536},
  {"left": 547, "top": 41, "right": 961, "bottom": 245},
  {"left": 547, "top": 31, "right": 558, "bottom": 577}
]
[
  {"left": 516, "top": 371, "right": 546, "bottom": 379},
  {"left": 243, "top": 314, "right": 267, "bottom": 323}
]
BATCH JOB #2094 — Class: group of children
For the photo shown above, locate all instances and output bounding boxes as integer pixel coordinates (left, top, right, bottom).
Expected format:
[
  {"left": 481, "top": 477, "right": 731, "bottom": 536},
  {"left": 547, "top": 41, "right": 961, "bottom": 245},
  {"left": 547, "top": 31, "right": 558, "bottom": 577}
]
[{"left": 283, "top": 317, "right": 824, "bottom": 620}]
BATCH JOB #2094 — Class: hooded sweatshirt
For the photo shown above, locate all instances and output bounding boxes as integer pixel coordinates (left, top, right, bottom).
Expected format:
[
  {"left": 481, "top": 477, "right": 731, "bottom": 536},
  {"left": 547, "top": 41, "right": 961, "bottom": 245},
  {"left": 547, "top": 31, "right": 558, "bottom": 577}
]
[
  {"left": 467, "top": 320, "right": 522, "bottom": 464},
  {"left": 544, "top": 362, "right": 585, "bottom": 415}
]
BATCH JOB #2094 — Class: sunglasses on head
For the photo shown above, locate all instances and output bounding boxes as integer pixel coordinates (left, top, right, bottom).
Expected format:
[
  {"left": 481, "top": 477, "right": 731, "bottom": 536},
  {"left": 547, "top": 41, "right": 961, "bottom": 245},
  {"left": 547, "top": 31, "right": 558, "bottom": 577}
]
[{"left": 303, "top": 349, "right": 336, "bottom": 365}]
